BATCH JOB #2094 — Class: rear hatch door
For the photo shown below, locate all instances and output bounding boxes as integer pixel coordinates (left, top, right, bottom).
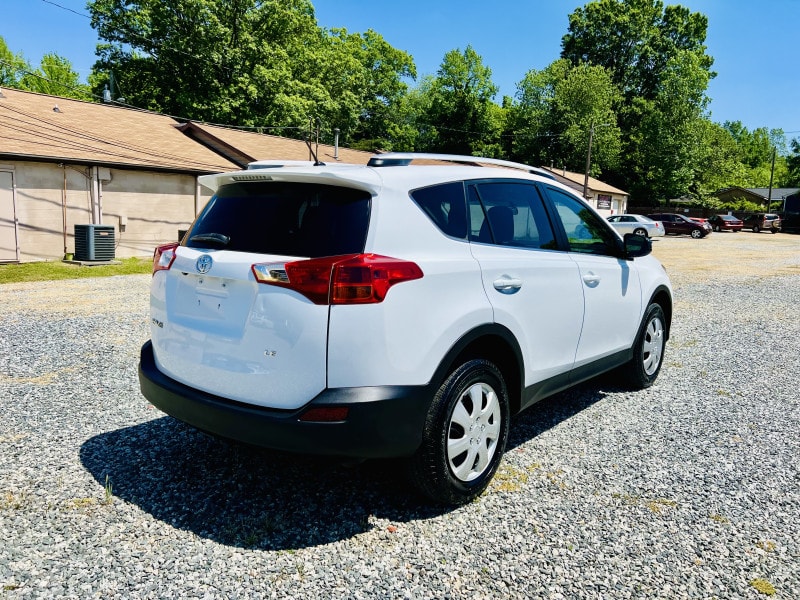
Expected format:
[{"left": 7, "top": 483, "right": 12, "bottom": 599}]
[{"left": 150, "top": 179, "right": 371, "bottom": 410}]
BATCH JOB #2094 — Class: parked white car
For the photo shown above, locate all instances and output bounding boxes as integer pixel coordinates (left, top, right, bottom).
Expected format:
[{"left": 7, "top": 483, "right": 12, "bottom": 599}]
[
  {"left": 607, "top": 214, "right": 665, "bottom": 238},
  {"left": 140, "top": 153, "right": 673, "bottom": 505}
]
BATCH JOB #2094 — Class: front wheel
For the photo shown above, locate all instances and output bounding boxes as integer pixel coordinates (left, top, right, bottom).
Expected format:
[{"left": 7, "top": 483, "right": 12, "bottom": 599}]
[
  {"left": 408, "top": 359, "right": 510, "bottom": 505},
  {"left": 691, "top": 228, "right": 703, "bottom": 238},
  {"left": 616, "top": 303, "right": 666, "bottom": 390}
]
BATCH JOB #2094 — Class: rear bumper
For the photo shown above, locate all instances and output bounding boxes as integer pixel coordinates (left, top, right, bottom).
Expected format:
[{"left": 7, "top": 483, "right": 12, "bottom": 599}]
[{"left": 138, "top": 341, "right": 430, "bottom": 458}]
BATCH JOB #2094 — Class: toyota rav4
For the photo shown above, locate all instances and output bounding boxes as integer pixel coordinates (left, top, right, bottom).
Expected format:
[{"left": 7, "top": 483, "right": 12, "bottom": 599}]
[{"left": 139, "top": 153, "right": 673, "bottom": 505}]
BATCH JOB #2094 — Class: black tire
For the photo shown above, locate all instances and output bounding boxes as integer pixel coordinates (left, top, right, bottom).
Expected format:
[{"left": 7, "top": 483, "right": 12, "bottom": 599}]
[
  {"left": 633, "top": 227, "right": 648, "bottom": 237},
  {"left": 753, "top": 225, "right": 760, "bottom": 233},
  {"left": 690, "top": 228, "right": 703, "bottom": 238},
  {"left": 770, "top": 228, "right": 778, "bottom": 234},
  {"left": 714, "top": 225, "right": 721, "bottom": 232},
  {"left": 408, "top": 359, "right": 510, "bottom": 505},
  {"left": 616, "top": 303, "right": 666, "bottom": 390}
]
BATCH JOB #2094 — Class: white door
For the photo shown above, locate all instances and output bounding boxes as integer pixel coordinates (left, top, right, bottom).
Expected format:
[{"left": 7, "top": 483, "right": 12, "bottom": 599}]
[
  {"left": 467, "top": 181, "right": 584, "bottom": 386},
  {"left": 0, "top": 172, "right": 18, "bottom": 262},
  {"left": 543, "top": 186, "right": 643, "bottom": 367}
]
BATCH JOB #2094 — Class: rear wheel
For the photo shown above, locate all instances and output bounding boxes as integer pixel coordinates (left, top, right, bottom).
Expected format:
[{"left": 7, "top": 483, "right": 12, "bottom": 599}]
[
  {"left": 753, "top": 225, "right": 761, "bottom": 233},
  {"left": 617, "top": 303, "right": 666, "bottom": 390},
  {"left": 409, "top": 359, "right": 510, "bottom": 505},
  {"left": 770, "top": 228, "right": 778, "bottom": 234},
  {"left": 714, "top": 224, "right": 721, "bottom": 232},
  {"left": 633, "top": 227, "right": 648, "bottom": 237}
]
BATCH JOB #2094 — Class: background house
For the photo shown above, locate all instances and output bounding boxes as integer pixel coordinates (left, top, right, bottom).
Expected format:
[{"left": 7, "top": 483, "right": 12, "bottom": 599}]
[
  {"left": 0, "top": 88, "right": 371, "bottom": 262},
  {"left": 2, "top": 88, "right": 628, "bottom": 262},
  {"left": 540, "top": 167, "right": 628, "bottom": 215},
  {"left": 714, "top": 186, "right": 800, "bottom": 211}
]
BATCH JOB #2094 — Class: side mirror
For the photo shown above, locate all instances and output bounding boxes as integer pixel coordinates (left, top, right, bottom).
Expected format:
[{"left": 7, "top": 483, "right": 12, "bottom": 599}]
[{"left": 623, "top": 233, "right": 652, "bottom": 259}]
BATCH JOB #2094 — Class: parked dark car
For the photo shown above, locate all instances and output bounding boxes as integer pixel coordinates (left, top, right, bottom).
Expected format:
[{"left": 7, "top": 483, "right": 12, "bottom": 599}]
[
  {"left": 742, "top": 213, "right": 781, "bottom": 233},
  {"left": 708, "top": 214, "right": 743, "bottom": 232},
  {"left": 648, "top": 213, "right": 710, "bottom": 238}
]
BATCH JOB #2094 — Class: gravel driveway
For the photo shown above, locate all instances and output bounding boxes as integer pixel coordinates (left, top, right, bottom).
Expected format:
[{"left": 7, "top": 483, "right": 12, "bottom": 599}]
[{"left": 1, "top": 233, "right": 799, "bottom": 599}]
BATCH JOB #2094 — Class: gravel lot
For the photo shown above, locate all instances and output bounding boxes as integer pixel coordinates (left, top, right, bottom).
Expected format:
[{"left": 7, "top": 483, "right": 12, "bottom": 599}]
[{"left": 1, "top": 232, "right": 799, "bottom": 599}]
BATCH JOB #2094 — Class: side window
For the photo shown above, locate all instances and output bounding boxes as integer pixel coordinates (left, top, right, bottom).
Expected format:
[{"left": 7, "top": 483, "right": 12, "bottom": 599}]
[
  {"left": 544, "top": 187, "right": 619, "bottom": 256},
  {"left": 409, "top": 182, "right": 467, "bottom": 239},
  {"left": 467, "top": 182, "right": 557, "bottom": 250}
]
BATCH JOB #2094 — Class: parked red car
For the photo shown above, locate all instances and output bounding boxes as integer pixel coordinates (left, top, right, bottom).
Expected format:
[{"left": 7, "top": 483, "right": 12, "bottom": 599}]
[{"left": 707, "top": 214, "right": 743, "bottom": 232}]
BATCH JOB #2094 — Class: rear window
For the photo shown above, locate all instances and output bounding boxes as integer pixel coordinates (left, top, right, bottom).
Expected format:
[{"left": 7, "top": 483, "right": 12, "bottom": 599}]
[{"left": 186, "top": 182, "right": 371, "bottom": 257}]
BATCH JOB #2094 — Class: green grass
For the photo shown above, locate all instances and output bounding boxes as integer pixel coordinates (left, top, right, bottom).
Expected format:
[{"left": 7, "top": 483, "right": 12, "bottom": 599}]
[{"left": 0, "top": 258, "right": 151, "bottom": 284}]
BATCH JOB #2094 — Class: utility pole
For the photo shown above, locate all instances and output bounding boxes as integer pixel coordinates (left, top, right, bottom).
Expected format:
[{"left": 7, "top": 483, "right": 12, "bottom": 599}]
[
  {"left": 767, "top": 147, "right": 776, "bottom": 212},
  {"left": 583, "top": 122, "right": 595, "bottom": 199},
  {"left": 583, "top": 122, "right": 611, "bottom": 200}
]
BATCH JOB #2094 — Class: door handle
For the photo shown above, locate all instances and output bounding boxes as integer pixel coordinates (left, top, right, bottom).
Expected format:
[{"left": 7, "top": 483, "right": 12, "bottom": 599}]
[
  {"left": 493, "top": 276, "right": 522, "bottom": 294},
  {"left": 582, "top": 272, "right": 601, "bottom": 287}
]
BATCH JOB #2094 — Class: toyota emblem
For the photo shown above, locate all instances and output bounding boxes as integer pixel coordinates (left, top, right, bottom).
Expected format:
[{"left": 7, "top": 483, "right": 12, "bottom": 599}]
[{"left": 196, "top": 254, "right": 213, "bottom": 273}]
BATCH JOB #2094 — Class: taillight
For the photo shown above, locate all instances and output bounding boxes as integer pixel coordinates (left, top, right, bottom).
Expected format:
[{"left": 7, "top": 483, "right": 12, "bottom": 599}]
[
  {"left": 252, "top": 254, "right": 423, "bottom": 305},
  {"left": 153, "top": 243, "right": 179, "bottom": 274}
]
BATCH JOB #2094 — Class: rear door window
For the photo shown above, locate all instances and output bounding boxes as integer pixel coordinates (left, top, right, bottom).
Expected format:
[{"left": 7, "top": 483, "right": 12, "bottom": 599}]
[{"left": 186, "top": 182, "right": 371, "bottom": 257}]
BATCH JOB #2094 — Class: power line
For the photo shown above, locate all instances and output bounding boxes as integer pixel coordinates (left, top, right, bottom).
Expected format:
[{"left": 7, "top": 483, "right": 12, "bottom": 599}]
[{"left": 40, "top": 0, "right": 91, "bottom": 19}]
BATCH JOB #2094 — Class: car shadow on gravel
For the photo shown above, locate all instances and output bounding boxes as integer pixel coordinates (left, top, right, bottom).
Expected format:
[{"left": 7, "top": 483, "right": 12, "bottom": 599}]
[{"left": 80, "top": 383, "right": 609, "bottom": 551}]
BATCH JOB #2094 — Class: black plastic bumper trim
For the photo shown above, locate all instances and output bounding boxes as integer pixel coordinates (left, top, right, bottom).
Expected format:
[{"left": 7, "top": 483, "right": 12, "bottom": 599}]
[{"left": 138, "top": 341, "right": 431, "bottom": 458}]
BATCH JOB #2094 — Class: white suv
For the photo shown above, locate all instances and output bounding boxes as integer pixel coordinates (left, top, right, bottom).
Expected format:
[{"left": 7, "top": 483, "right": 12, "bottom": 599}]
[{"left": 139, "top": 153, "right": 672, "bottom": 505}]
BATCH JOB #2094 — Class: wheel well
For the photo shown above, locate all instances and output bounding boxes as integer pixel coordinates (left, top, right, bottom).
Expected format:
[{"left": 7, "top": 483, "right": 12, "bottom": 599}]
[{"left": 447, "top": 333, "right": 523, "bottom": 416}]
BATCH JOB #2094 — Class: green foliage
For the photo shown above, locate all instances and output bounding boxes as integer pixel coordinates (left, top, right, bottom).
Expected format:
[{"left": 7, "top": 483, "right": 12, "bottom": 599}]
[
  {"left": 86, "top": 0, "right": 415, "bottom": 146},
  {"left": 561, "top": 0, "right": 715, "bottom": 102},
  {"left": 511, "top": 59, "right": 621, "bottom": 174},
  {"left": 786, "top": 139, "right": 800, "bottom": 187},
  {"left": 0, "top": 36, "right": 29, "bottom": 87},
  {"left": 412, "top": 45, "right": 503, "bottom": 155},
  {"left": 561, "top": 0, "right": 716, "bottom": 201},
  {"left": 20, "top": 54, "right": 92, "bottom": 100},
  {"left": 0, "top": 36, "right": 90, "bottom": 100},
  {"left": 0, "top": 258, "right": 151, "bottom": 284}
]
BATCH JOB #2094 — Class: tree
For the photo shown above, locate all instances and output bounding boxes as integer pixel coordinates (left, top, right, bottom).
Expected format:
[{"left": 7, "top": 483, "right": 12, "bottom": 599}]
[
  {"left": 415, "top": 45, "right": 502, "bottom": 155},
  {"left": 561, "top": 0, "right": 714, "bottom": 102},
  {"left": 87, "top": 0, "right": 415, "bottom": 143},
  {"left": 327, "top": 28, "right": 415, "bottom": 150},
  {"left": 511, "top": 59, "right": 621, "bottom": 174},
  {"left": 560, "top": 0, "right": 716, "bottom": 202},
  {"left": 786, "top": 139, "right": 800, "bottom": 187},
  {"left": 0, "top": 36, "right": 29, "bottom": 87},
  {"left": 20, "top": 54, "right": 91, "bottom": 100}
]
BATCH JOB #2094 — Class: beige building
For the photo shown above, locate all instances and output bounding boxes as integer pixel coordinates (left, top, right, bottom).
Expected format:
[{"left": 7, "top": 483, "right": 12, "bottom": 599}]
[
  {"left": 1, "top": 88, "right": 627, "bottom": 262},
  {"left": 0, "top": 88, "right": 371, "bottom": 262},
  {"left": 541, "top": 167, "right": 628, "bottom": 216}
]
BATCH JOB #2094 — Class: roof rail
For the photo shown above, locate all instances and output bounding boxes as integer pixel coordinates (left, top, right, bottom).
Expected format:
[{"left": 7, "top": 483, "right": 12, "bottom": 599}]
[
  {"left": 367, "top": 152, "right": 556, "bottom": 180},
  {"left": 247, "top": 160, "right": 318, "bottom": 170}
]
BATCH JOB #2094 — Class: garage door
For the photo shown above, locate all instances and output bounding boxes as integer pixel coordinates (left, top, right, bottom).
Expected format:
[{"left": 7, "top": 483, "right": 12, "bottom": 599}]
[{"left": 0, "top": 171, "right": 18, "bottom": 262}]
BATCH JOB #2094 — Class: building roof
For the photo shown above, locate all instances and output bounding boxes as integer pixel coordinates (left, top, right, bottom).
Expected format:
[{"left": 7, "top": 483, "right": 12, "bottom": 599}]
[
  {"left": 746, "top": 187, "right": 800, "bottom": 200},
  {"left": 0, "top": 87, "right": 237, "bottom": 173},
  {"left": 178, "top": 122, "right": 372, "bottom": 167},
  {"left": 540, "top": 167, "right": 628, "bottom": 196}
]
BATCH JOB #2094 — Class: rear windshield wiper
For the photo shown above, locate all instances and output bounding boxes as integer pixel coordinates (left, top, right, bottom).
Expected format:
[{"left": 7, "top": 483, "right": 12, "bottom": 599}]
[{"left": 189, "top": 232, "right": 230, "bottom": 246}]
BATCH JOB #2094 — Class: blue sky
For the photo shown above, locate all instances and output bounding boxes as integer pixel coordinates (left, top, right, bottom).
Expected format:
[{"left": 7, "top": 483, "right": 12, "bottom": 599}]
[{"left": 2, "top": 0, "right": 798, "bottom": 139}]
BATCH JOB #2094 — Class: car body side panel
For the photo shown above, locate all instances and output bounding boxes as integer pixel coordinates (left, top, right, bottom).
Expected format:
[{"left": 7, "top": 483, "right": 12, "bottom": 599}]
[
  {"left": 569, "top": 252, "right": 643, "bottom": 367},
  {"left": 469, "top": 243, "right": 584, "bottom": 385},
  {"left": 327, "top": 187, "right": 493, "bottom": 388}
]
